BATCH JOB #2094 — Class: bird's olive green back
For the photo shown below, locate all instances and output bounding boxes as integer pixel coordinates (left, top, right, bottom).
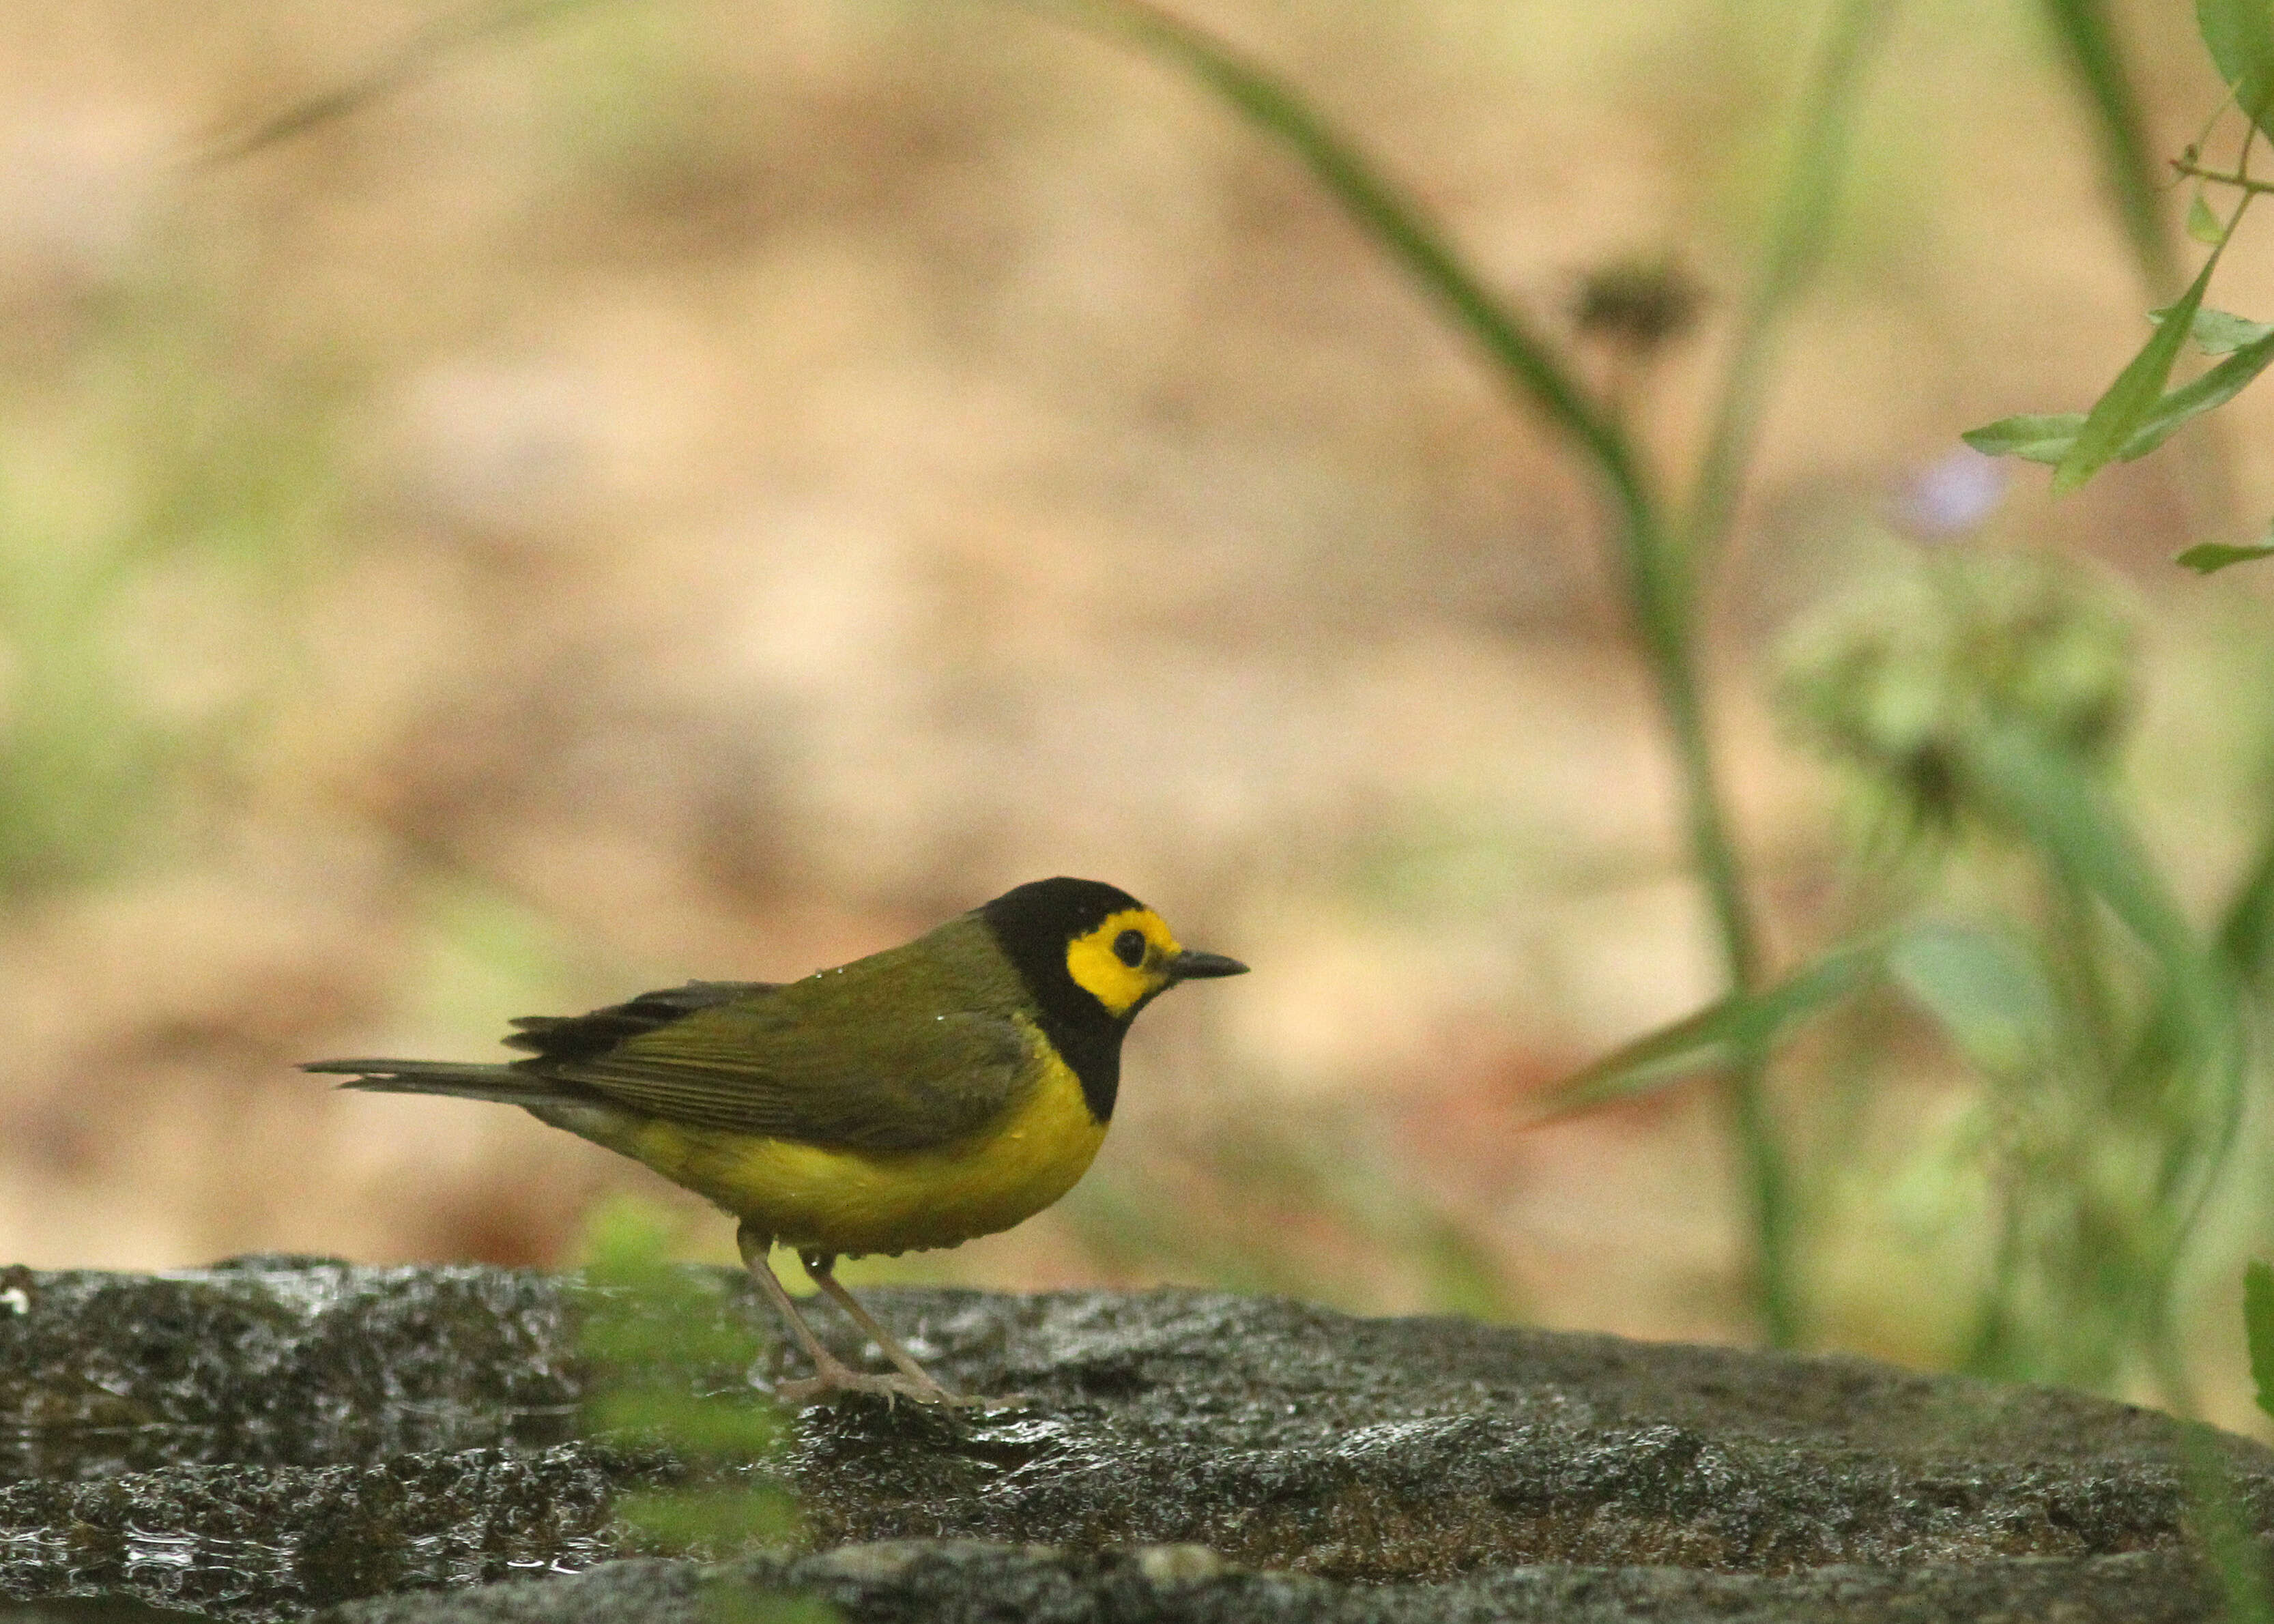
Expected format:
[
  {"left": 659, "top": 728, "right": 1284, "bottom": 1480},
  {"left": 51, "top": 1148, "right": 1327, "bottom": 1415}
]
[{"left": 530, "top": 913, "right": 1044, "bottom": 1152}]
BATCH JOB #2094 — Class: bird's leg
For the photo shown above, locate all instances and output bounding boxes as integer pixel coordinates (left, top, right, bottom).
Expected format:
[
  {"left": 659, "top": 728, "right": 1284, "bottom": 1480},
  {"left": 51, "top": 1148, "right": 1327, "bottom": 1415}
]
[
  {"left": 735, "top": 1223, "right": 945, "bottom": 1407},
  {"left": 736, "top": 1223, "right": 864, "bottom": 1389},
  {"left": 800, "top": 1251, "right": 982, "bottom": 1406}
]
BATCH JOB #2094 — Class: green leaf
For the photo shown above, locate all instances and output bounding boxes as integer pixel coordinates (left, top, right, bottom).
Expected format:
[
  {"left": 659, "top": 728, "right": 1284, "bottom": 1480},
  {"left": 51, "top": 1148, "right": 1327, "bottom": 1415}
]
[
  {"left": 2216, "top": 816, "right": 2274, "bottom": 978},
  {"left": 616, "top": 1485, "right": 801, "bottom": 1556},
  {"left": 2195, "top": 308, "right": 2274, "bottom": 353},
  {"left": 1545, "top": 943, "right": 1882, "bottom": 1116},
  {"left": 2189, "top": 190, "right": 2228, "bottom": 245},
  {"left": 1962, "top": 413, "right": 2088, "bottom": 465},
  {"left": 1963, "top": 327, "right": 2274, "bottom": 467},
  {"left": 2114, "top": 327, "right": 2274, "bottom": 455},
  {"left": 582, "top": 1311, "right": 765, "bottom": 1372},
  {"left": 2200, "top": 0, "right": 2274, "bottom": 136},
  {"left": 1962, "top": 724, "right": 2241, "bottom": 1115},
  {"left": 2052, "top": 248, "right": 2222, "bottom": 493},
  {"left": 2176, "top": 538, "right": 2274, "bottom": 573},
  {"left": 1888, "top": 923, "right": 2058, "bottom": 1078},
  {"left": 1963, "top": 724, "right": 2247, "bottom": 1238},
  {"left": 1966, "top": 727, "right": 2198, "bottom": 970},
  {"left": 2176, "top": 1415, "right": 2274, "bottom": 1621},
  {"left": 2247, "top": 1260, "right": 2274, "bottom": 1424},
  {"left": 704, "top": 1584, "right": 839, "bottom": 1624},
  {"left": 578, "top": 1195, "right": 686, "bottom": 1284},
  {"left": 591, "top": 1388, "right": 786, "bottom": 1458},
  {"left": 2146, "top": 304, "right": 2272, "bottom": 353}
]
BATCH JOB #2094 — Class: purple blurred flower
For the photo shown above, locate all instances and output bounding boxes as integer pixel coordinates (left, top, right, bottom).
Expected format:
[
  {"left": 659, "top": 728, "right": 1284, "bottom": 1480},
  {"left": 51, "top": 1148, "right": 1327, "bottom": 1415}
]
[{"left": 1896, "top": 448, "right": 2009, "bottom": 540}]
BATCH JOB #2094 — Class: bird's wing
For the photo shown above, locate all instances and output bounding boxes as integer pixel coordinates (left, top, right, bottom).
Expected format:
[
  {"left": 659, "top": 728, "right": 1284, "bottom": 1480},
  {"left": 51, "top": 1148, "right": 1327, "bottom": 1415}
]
[
  {"left": 502, "top": 981, "right": 773, "bottom": 1060},
  {"left": 532, "top": 991, "right": 1036, "bottom": 1152}
]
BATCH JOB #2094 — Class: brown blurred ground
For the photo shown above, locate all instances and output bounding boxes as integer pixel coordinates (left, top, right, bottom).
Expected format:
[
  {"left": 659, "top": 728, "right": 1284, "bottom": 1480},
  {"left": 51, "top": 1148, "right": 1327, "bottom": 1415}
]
[{"left": 1, "top": 0, "right": 2271, "bottom": 1415}]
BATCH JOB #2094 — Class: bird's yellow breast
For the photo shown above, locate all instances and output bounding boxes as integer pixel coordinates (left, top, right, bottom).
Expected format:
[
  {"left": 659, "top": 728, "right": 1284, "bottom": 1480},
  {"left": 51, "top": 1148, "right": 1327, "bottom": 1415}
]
[{"left": 620, "top": 1022, "right": 1108, "bottom": 1258}]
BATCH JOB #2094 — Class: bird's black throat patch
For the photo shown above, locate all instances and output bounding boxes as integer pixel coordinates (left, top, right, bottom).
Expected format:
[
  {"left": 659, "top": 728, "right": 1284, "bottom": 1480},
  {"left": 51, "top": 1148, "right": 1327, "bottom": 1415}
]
[{"left": 979, "top": 878, "right": 1142, "bottom": 1122}]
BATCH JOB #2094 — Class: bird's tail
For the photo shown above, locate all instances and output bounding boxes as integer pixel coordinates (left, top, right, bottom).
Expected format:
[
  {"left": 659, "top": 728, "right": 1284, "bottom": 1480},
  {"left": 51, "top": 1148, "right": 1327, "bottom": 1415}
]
[{"left": 302, "top": 1058, "right": 588, "bottom": 1109}]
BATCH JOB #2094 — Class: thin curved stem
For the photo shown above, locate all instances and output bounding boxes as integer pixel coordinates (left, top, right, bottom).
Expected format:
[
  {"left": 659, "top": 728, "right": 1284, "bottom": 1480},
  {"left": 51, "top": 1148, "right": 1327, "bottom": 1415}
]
[
  {"left": 2038, "top": 0, "right": 2181, "bottom": 300},
  {"left": 1684, "top": 0, "right": 1899, "bottom": 579},
  {"left": 197, "top": 0, "right": 611, "bottom": 165},
  {"left": 1678, "top": 0, "right": 1905, "bottom": 1343},
  {"left": 2172, "top": 156, "right": 2274, "bottom": 198},
  {"left": 1044, "top": 0, "right": 1800, "bottom": 1337}
]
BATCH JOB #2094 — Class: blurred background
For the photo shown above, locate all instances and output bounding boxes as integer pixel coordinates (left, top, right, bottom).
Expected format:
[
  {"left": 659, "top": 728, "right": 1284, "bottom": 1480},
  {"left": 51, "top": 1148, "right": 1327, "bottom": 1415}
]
[{"left": 5, "top": 0, "right": 2274, "bottom": 1424}]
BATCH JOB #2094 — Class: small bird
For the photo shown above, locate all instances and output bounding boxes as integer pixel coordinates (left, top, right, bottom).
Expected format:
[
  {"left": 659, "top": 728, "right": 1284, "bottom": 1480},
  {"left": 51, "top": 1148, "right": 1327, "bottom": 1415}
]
[{"left": 306, "top": 877, "right": 1247, "bottom": 1406}]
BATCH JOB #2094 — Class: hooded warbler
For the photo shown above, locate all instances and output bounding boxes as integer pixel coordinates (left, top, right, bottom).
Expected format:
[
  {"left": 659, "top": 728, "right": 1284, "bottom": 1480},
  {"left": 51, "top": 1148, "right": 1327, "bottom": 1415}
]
[{"left": 305, "top": 876, "right": 1247, "bottom": 1406}]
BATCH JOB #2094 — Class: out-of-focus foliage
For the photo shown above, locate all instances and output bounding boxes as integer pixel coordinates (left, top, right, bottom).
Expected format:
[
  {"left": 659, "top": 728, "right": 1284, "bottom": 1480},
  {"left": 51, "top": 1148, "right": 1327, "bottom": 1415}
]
[
  {"left": 1776, "top": 548, "right": 2135, "bottom": 829},
  {"left": 10, "top": 0, "right": 2274, "bottom": 1437},
  {"left": 579, "top": 1199, "right": 799, "bottom": 1557},
  {"left": 2188, "top": 1262, "right": 2274, "bottom": 1619},
  {"left": 0, "top": 262, "right": 342, "bottom": 894},
  {"left": 1785, "top": 548, "right": 2245, "bottom": 1401},
  {"left": 1564, "top": 543, "right": 2246, "bottom": 1402},
  {"left": 2199, "top": 0, "right": 2274, "bottom": 139},
  {"left": 578, "top": 1200, "right": 836, "bottom": 1623},
  {"left": 1969, "top": 0, "right": 2274, "bottom": 568},
  {"left": 2247, "top": 1260, "right": 2274, "bottom": 1423}
]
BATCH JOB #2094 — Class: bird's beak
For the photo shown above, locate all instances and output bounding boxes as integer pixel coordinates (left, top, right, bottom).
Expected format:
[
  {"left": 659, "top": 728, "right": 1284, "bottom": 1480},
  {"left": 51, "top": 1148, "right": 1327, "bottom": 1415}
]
[{"left": 1167, "top": 948, "right": 1249, "bottom": 982}]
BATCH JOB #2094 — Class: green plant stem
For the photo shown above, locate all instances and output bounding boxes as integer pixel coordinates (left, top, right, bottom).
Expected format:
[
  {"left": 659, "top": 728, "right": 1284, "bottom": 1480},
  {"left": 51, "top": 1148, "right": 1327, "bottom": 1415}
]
[
  {"left": 197, "top": 0, "right": 612, "bottom": 164},
  {"left": 1684, "top": 0, "right": 1899, "bottom": 577},
  {"left": 2144, "top": 1295, "right": 2204, "bottom": 1421},
  {"left": 1065, "top": 0, "right": 1807, "bottom": 1342},
  {"left": 2217, "top": 809, "right": 2274, "bottom": 978},
  {"left": 2057, "top": 5, "right": 2239, "bottom": 548},
  {"left": 1968, "top": 725, "right": 2249, "bottom": 1409},
  {"left": 2178, "top": 1420, "right": 2274, "bottom": 1623},
  {"left": 2045, "top": 871, "right": 2123, "bottom": 1069},
  {"left": 2174, "top": 157, "right": 2274, "bottom": 199},
  {"left": 1675, "top": 0, "right": 1904, "bottom": 1344},
  {"left": 1643, "top": 588, "right": 1797, "bottom": 1346},
  {"left": 1052, "top": 0, "right": 1626, "bottom": 473},
  {"left": 2037, "top": 0, "right": 2181, "bottom": 298},
  {"left": 1051, "top": 0, "right": 1798, "bottom": 1343}
]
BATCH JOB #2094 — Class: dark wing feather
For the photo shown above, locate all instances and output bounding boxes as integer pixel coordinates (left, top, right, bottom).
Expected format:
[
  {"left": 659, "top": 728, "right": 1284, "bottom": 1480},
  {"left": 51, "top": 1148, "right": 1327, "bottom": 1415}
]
[{"left": 502, "top": 981, "right": 774, "bottom": 1060}]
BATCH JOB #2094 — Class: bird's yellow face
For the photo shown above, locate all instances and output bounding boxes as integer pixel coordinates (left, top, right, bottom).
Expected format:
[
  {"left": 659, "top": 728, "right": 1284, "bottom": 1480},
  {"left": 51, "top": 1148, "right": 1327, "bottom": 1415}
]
[{"left": 1063, "top": 907, "right": 1183, "bottom": 1018}]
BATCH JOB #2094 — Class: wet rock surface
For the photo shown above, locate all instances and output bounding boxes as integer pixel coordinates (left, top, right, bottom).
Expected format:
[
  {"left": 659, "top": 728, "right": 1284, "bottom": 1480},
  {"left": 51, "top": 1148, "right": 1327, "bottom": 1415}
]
[
  {"left": 0, "top": 1258, "right": 2265, "bottom": 1621},
  {"left": 320, "top": 1541, "right": 2234, "bottom": 1624},
  {"left": 0, "top": 1260, "right": 579, "bottom": 1482}
]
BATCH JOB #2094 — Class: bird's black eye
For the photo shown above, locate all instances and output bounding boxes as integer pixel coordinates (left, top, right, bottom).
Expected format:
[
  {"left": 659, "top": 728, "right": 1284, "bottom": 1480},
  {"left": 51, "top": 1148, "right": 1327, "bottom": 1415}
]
[{"left": 1113, "top": 929, "right": 1147, "bottom": 968}]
